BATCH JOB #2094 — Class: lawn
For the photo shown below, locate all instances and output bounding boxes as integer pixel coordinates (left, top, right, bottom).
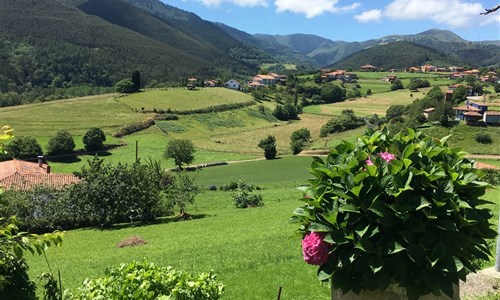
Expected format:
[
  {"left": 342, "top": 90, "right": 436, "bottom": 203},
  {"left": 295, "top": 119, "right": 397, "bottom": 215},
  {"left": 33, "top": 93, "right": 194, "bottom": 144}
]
[
  {"left": 303, "top": 89, "right": 429, "bottom": 117},
  {"left": 117, "top": 87, "right": 253, "bottom": 111},
  {"left": 25, "top": 156, "right": 500, "bottom": 299}
]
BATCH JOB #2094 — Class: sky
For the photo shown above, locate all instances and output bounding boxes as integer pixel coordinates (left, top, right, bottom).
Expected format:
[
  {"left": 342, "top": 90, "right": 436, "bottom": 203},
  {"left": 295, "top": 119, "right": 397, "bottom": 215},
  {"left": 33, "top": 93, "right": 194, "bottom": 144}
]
[{"left": 164, "top": 0, "right": 500, "bottom": 42}]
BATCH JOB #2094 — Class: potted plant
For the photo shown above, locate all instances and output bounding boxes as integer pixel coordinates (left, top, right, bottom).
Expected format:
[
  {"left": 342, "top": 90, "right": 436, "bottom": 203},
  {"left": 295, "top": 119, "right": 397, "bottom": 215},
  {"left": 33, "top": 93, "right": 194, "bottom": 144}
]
[{"left": 291, "top": 128, "right": 496, "bottom": 300}]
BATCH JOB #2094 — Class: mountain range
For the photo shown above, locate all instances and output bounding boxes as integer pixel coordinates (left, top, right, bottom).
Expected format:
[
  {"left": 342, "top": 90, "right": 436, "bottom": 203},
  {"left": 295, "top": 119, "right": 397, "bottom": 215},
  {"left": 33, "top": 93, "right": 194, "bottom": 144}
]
[{"left": 0, "top": 0, "right": 499, "bottom": 98}]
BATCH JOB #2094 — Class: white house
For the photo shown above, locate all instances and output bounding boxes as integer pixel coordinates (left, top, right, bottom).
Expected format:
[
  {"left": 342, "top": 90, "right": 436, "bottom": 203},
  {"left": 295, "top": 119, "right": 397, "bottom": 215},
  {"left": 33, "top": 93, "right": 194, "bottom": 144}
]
[
  {"left": 483, "top": 111, "right": 500, "bottom": 125},
  {"left": 224, "top": 79, "right": 241, "bottom": 90}
]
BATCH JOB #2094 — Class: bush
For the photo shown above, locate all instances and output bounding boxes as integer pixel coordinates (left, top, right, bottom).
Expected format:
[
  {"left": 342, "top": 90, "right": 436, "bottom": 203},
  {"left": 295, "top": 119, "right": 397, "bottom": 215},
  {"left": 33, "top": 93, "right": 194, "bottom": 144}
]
[
  {"left": 273, "top": 103, "right": 298, "bottom": 121},
  {"left": 407, "top": 78, "right": 430, "bottom": 90},
  {"left": 68, "top": 259, "right": 225, "bottom": 300},
  {"left": 164, "top": 139, "right": 195, "bottom": 169},
  {"left": 290, "top": 128, "right": 311, "bottom": 155},
  {"left": 258, "top": 135, "right": 277, "bottom": 159},
  {"left": 482, "top": 169, "right": 500, "bottom": 186},
  {"left": 4, "top": 136, "right": 42, "bottom": 160},
  {"left": 112, "top": 118, "right": 155, "bottom": 138},
  {"left": 232, "top": 182, "right": 263, "bottom": 208},
  {"left": 385, "top": 105, "right": 406, "bottom": 121},
  {"left": 320, "top": 110, "right": 365, "bottom": 137},
  {"left": 46, "top": 130, "right": 75, "bottom": 155},
  {"left": 164, "top": 171, "right": 200, "bottom": 217},
  {"left": 0, "top": 251, "right": 37, "bottom": 300},
  {"left": 115, "top": 79, "right": 135, "bottom": 93},
  {"left": 475, "top": 132, "right": 492, "bottom": 144},
  {"left": 390, "top": 79, "right": 404, "bottom": 91},
  {"left": 82, "top": 127, "right": 106, "bottom": 151},
  {"left": 292, "top": 128, "right": 496, "bottom": 299}
]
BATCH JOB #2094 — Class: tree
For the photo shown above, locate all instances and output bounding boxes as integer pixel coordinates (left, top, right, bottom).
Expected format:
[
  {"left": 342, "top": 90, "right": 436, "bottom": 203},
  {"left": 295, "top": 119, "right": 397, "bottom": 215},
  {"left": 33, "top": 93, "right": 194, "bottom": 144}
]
[
  {"left": 83, "top": 127, "right": 106, "bottom": 151},
  {"left": 385, "top": 105, "right": 406, "bottom": 121},
  {"left": 451, "top": 85, "right": 468, "bottom": 104},
  {"left": 164, "top": 171, "right": 200, "bottom": 218},
  {"left": 46, "top": 130, "right": 75, "bottom": 155},
  {"left": 390, "top": 79, "right": 404, "bottom": 91},
  {"left": 426, "top": 86, "right": 444, "bottom": 102},
  {"left": 131, "top": 70, "right": 141, "bottom": 92},
  {"left": 407, "top": 78, "right": 430, "bottom": 90},
  {"left": 320, "top": 83, "right": 345, "bottom": 103},
  {"left": 115, "top": 79, "right": 135, "bottom": 93},
  {"left": 258, "top": 135, "right": 277, "bottom": 159},
  {"left": 5, "top": 136, "right": 42, "bottom": 160},
  {"left": 494, "top": 83, "right": 500, "bottom": 93},
  {"left": 290, "top": 128, "right": 311, "bottom": 155},
  {"left": 164, "top": 139, "right": 195, "bottom": 169}
]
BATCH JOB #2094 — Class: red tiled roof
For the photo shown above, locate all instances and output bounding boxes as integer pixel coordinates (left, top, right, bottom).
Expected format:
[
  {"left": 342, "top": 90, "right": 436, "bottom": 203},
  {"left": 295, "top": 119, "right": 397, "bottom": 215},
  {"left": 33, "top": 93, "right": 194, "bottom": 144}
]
[
  {"left": 485, "top": 111, "right": 500, "bottom": 116},
  {"left": 0, "top": 173, "right": 80, "bottom": 191},
  {"left": 463, "top": 111, "right": 482, "bottom": 117},
  {"left": 423, "top": 108, "right": 435, "bottom": 113},
  {"left": 453, "top": 106, "right": 481, "bottom": 111},
  {"left": 0, "top": 160, "right": 80, "bottom": 190}
]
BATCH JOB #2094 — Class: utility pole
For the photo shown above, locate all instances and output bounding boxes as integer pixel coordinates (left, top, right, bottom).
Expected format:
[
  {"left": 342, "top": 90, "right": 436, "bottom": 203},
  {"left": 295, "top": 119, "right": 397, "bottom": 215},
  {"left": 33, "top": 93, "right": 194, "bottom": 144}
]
[{"left": 495, "top": 211, "right": 500, "bottom": 272}]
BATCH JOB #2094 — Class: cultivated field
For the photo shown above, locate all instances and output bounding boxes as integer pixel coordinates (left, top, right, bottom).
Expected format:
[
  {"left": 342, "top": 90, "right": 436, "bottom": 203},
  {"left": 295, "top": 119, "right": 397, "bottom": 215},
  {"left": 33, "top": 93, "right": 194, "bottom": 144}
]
[{"left": 117, "top": 87, "right": 253, "bottom": 111}]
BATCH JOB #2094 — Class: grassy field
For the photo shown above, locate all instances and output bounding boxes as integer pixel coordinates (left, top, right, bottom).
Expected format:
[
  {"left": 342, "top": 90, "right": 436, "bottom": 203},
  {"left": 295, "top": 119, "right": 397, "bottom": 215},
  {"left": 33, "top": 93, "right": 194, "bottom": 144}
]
[
  {"left": 26, "top": 157, "right": 500, "bottom": 299},
  {"left": 117, "top": 88, "right": 253, "bottom": 111},
  {"left": 303, "top": 88, "right": 430, "bottom": 117}
]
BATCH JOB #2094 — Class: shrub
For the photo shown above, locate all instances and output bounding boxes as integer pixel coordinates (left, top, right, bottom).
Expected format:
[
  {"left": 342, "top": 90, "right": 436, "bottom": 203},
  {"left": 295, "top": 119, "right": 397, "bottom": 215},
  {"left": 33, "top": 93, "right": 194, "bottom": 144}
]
[
  {"left": 390, "top": 79, "right": 404, "bottom": 91},
  {"left": 46, "top": 130, "right": 75, "bottom": 155},
  {"left": 164, "top": 171, "right": 200, "bottom": 217},
  {"left": 232, "top": 182, "right": 263, "bottom": 208},
  {"left": 273, "top": 103, "right": 298, "bottom": 121},
  {"left": 112, "top": 118, "right": 155, "bottom": 138},
  {"left": 0, "top": 251, "right": 37, "bottom": 300},
  {"left": 290, "top": 128, "right": 311, "bottom": 155},
  {"left": 292, "top": 128, "right": 496, "bottom": 299},
  {"left": 208, "top": 185, "right": 217, "bottom": 191},
  {"left": 385, "top": 105, "right": 406, "bottom": 121},
  {"left": 320, "top": 110, "right": 365, "bottom": 137},
  {"left": 407, "top": 78, "right": 430, "bottom": 90},
  {"left": 82, "top": 127, "right": 106, "bottom": 151},
  {"left": 4, "top": 136, "right": 42, "bottom": 160},
  {"left": 115, "top": 79, "right": 135, "bottom": 93},
  {"left": 258, "top": 135, "right": 277, "bottom": 159},
  {"left": 69, "top": 259, "right": 225, "bottom": 300},
  {"left": 482, "top": 169, "right": 500, "bottom": 186},
  {"left": 475, "top": 132, "right": 492, "bottom": 144}
]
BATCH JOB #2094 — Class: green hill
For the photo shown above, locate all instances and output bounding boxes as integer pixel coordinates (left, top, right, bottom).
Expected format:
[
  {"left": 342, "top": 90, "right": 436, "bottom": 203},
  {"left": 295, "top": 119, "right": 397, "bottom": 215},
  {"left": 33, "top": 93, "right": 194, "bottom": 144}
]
[{"left": 332, "top": 41, "right": 461, "bottom": 70}]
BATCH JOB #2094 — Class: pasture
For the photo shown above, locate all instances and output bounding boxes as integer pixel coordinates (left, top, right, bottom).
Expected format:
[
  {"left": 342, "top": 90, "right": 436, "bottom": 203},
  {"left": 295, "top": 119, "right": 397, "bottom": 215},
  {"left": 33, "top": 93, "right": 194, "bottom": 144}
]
[
  {"left": 26, "top": 156, "right": 500, "bottom": 299},
  {"left": 117, "top": 87, "right": 253, "bottom": 111}
]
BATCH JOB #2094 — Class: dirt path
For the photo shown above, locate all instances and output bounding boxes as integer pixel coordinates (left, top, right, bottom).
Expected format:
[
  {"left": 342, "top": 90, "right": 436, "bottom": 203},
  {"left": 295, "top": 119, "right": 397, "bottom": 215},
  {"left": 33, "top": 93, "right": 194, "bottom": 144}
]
[{"left": 461, "top": 267, "right": 500, "bottom": 299}]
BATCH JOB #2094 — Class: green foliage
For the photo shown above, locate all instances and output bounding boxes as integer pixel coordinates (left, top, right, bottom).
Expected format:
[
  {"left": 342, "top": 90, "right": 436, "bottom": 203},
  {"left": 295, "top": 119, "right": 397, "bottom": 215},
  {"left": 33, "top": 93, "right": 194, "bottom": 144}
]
[
  {"left": 46, "top": 130, "right": 75, "bottom": 155},
  {"left": 494, "top": 83, "right": 500, "bottom": 93},
  {"left": 258, "top": 135, "right": 277, "bottom": 160},
  {"left": 164, "top": 171, "right": 201, "bottom": 217},
  {"left": 291, "top": 128, "right": 496, "bottom": 299},
  {"left": 232, "top": 182, "right": 263, "bottom": 208},
  {"left": 112, "top": 117, "right": 155, "bottom": 138},
  {"left": 290, "top": 128, "right": 311, "bottom": 155},
  {"left": 131, "top": 70, "right": 141, "bottom": 92},
  {"left": 390, "top": 79, "right": 404, "bottom": 91},
  {"left": 320, "top": 110, "right": 366, "bottom": 137},
  {"left": 4, "top": 136, "right": 42, "bottom": 160},
  {"left": 407, "top": 78, "right": 431, "bottom": 91},
  {"left": 115, "top": 79, "right": 136, "bottom": 94},
  {"left": 366, "top": 89, "right": 372, "bottom": 96},
  {"left": 82, "top": 127, "right": 106, "bottom": 151},
  {"left": 475, "top": 132, "right": 493, "bottom": 144},
  {"left": 451, "top": 85, "right": 468, "bottom": 104},
  {"left": 273, "top": 103, "right": 299, "bottom": 121},
  {"left": 68, "top": 259, "right": 225, "bottom": 300},
  {"left": 385, "top": 105, "right": 406, "bottom": 121},
  {"left": 426, "top": 86, "right": 444, "bottom": 102},
  {"left": 164, "top": 139, "right": 196, "bottom": 169},
  {"left": 0, "top": 250, "right": 37, "bottom": 300},
  {"left": 320, "top": 83, "right": 346, "bottom": 103}
]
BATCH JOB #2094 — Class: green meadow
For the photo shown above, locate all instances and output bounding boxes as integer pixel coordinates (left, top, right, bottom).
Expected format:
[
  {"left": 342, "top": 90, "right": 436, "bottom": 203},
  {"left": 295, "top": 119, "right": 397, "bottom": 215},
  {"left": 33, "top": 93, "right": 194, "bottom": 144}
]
[{"left": 117, "top": 87, "right": 253, "bottom": 111}]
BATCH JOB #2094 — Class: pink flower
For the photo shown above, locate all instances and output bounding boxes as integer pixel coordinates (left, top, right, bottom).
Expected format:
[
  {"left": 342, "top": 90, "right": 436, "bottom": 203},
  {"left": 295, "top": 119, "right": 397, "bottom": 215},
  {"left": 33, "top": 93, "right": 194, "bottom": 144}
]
[
  {"left": 302, "top": 232, "right": 330, "bottom": 265},
  {"left": 366, "top": 157, "right": 374, "bottom": 166},
  {"left": 379, "top": 152, "right": 396, "bottom": 163}
]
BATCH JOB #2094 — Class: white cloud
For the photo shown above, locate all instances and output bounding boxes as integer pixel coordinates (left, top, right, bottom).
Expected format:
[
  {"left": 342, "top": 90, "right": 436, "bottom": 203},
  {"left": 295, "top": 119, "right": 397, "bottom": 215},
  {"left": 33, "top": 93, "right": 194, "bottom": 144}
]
[
  {"left": 354, "top": 9, "right": 382, "bottom": 23},
  {"left": 274, "top": 0, "right": 360, "bottom": 18},
  {"left": 354, "top": 0, "right": 493, "bottom": 28},
  {"left": 197, "top": 0, "right": 268, "bottom": 7}
]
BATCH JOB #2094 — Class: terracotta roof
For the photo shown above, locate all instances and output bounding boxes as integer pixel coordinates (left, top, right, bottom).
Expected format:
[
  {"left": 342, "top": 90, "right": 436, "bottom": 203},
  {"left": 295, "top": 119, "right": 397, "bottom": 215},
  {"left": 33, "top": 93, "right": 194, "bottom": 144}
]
[
  {"left": 485, "top": 111, "right": 500, "bottom": 116},
  {"left": 0, "top": 173, "right": 80, "bottom": 191},
  {"left": 453, "top": 106, "right": 481, "bottom": 111},
  {"left": 360, "top": 64, "right": 377, "bottom": 69},
  {"left": 463, "top": 111, "right": 482, "bottom": 117},
  {"left": 423, "top": 108, "right": 435, "bottom": 113},
  {"left": 0, "top": 160, "right": 80, "bottom": 190}
]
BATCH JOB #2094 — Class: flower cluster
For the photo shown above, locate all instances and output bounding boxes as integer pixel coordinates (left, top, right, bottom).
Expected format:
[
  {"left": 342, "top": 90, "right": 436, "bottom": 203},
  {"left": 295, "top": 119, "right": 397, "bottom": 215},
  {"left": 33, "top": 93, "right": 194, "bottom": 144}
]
[
  {"left": 365, "top": 151, "right": 396, "bottom": 166},
  {"left": 302, "top": 232, "right": 330, "bottom": 266}
]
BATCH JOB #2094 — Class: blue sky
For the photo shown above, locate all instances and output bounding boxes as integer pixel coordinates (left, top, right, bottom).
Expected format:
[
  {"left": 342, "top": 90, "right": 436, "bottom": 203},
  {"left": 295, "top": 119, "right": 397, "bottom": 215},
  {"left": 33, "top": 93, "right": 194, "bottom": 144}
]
[{"left": 164, "top": 0, "right": 500, "bottom": 41}]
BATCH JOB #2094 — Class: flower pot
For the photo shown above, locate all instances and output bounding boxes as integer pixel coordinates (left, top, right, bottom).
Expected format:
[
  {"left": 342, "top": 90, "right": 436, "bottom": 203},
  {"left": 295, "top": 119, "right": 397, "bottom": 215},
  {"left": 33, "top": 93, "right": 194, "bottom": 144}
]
[{"left": 332, "top": 283, "right": 459, "bottom": 300}]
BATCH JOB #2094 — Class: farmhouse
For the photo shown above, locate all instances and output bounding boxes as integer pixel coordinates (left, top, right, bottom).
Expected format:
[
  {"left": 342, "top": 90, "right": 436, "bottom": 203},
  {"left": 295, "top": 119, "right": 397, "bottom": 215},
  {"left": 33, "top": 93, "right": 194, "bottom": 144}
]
[
  {"left": 0, "top": 158, "right": 80, "bottom": 191},
  {"left": 360, "top": 64, "right": 377, "bottom": 72},
  {"left": 249, "top": 73, "right": 285, "bottom": 87},
  {"left": 385, "top": 75, "right": 397, "bottom": 83},
  {"left": 453, "top": 100, "right": 500, "bottom": 125},
  {"left": 421, "top": 64, "right": 436, "bottom": 73},
  {"left": 406, "top": 67, "right": 422, "bottom": 73},
  {"left": 204, "top": 80, "right": 217, "bottom": 87},
  {"left": 322, "top": 70, "right": 346, "bottom": 81},
  {"left": 224, "top": 79, "right": 241, "bottom": 90}
]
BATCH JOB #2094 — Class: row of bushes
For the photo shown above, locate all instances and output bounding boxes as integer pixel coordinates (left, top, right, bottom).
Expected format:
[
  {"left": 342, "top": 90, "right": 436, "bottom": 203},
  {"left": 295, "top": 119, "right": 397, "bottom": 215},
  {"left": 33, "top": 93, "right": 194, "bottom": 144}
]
[
  {"left": 144, "top": 101, "right": 255, "bottom": 115},
  {"left": 1, "top": 158, "right": 168, "bottom": 232},
  {"left": 112, "top": 118, "right": 155, "bottom": 138},
  {"left": 319, "top": 109, "right": 367, "bottom": 137}
]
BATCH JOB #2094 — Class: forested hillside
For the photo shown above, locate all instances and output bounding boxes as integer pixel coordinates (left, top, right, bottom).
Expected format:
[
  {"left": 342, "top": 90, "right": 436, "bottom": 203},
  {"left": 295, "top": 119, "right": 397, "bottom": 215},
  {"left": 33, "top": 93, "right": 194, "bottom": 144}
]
[
  {"left": 333, "top": 42, "right": 462, "bottom": 70},
  {"left": 0, "top": 0, "right": 255, "bottom": 106}
]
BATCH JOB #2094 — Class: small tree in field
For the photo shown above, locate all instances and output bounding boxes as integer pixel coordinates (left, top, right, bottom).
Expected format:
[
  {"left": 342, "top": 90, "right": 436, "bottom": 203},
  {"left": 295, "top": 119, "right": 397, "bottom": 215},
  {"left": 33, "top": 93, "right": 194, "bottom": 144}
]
[
  {"left": 131, "top": 70, "right": 141, "bottom": 92},
  {"left": 46, "top": 130, "right": 75, "bottom": 155},
  {"left": 164, "top": 139, "right": 195, "bottom": 169},
  {"left": 115, "top": 79, "right": 135, "bottom": 93},
  {"left": 5, "top": 136, "right": 42, "bottom": 160},
  {"left": 165, "top": 171, "right": 201, "bottom": 218},
  {"left": 258, "top": 135, "right": 277, "bottom": 159},
  {"left": 83, "top": 127, "right": 106, "bottom": 151}
]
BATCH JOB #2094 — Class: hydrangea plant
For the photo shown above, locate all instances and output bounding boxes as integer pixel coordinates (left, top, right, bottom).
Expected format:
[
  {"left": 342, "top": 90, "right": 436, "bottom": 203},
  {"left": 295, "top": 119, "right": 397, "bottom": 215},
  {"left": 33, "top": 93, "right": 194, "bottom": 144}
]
[{"left": 291, "top": 128, "right": 496, "bottom": 300}]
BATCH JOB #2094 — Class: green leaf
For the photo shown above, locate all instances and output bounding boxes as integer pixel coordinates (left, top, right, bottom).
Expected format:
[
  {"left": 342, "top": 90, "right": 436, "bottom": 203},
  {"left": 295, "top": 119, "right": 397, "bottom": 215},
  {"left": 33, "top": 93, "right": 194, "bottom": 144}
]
[
  {"left": 339, "top": 204, "right": 361, "bottom": 214},
  {"left": 385, "top": 241, "right": 405, "bottom": 255},
  {"left": 355, "top": 238, "right": 376, "bottom": 253},
  {"left": 317, "top": 264, "right": 333, "bottom": 281}
]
